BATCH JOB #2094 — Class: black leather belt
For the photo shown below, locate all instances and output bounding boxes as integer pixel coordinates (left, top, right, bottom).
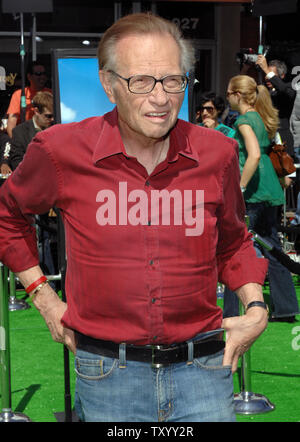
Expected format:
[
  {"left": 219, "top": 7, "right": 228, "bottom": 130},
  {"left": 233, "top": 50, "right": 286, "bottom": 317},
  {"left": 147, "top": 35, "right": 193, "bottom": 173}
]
[{"left": 75, "top": 332, "right": 225, "bottom": 367}]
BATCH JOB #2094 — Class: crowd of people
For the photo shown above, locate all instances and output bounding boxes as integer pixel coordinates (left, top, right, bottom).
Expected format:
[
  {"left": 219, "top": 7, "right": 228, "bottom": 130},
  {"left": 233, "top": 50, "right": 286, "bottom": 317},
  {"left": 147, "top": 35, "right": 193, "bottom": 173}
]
[
  {"left": 0, "top": 62, "right": 56, "bottom": 277},
  {"left": 0, "top": 12, "right": 299, "bottom": 422},
  {"left": 1, "top": 61, "right": 53, "bottom": 175},
  {"left": 196, "top": 58, "right": 300, "bottom": 323}
]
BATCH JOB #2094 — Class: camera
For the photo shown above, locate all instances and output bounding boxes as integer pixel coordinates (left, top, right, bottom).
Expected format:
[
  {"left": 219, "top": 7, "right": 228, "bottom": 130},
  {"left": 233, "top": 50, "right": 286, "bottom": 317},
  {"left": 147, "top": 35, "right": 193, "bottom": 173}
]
[{"left": 236, "top": 46, "right": 270, "bottom": 66}]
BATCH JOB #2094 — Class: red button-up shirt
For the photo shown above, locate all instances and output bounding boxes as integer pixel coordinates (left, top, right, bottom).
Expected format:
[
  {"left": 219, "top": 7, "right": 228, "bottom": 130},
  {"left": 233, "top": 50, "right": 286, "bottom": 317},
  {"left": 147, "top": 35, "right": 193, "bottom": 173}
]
[{"left": 0, "top": 109, "right": 267, "bottom": 345}]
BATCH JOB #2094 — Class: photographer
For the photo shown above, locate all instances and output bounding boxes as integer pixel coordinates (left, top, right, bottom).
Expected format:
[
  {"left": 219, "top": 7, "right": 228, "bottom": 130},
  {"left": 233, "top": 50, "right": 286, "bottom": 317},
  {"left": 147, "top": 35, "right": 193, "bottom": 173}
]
[{"left": 256, "top": 55, "right": 296, "bottom": 157}]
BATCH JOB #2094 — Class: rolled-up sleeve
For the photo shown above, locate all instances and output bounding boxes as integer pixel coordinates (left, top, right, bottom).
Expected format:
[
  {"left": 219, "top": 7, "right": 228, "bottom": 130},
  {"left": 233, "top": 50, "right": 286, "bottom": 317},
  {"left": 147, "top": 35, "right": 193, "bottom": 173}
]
[
  {"left": 216, "top": 145, "right": 268, "bottom": 290},
  {"left": 0, "top": 133, "right": 61, "bottom": 272}
]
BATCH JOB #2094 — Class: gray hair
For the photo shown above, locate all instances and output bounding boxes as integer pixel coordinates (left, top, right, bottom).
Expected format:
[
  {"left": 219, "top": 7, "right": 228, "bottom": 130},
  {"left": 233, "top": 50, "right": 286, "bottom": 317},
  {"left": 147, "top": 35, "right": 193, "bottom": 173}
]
[
  {"left": 269, "top": 59, "right": 288, "bottom": 77},
  {"left": 97, "top": 12, "right": 195, "bottom": 74}
]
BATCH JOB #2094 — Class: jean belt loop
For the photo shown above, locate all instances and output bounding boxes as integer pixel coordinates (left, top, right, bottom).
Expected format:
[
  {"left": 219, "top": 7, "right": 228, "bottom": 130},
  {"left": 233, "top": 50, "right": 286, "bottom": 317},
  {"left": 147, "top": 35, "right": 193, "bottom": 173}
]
[
  {"left": 119, "top": 342, "right": 127, "bottom": 368},
  {"left": 187, "top": 340, "right": 194, "bottom": 365}
]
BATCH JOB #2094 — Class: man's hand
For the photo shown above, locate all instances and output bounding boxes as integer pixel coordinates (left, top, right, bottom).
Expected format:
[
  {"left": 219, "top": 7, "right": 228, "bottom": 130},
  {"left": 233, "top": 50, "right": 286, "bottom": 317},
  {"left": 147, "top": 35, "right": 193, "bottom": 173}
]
[
  {"left": 35, "top": 287, "right": 76, "bottom": 354},
  {"left": 16, "top": 266, "right": 76, "bottom": 353},
  {"left": 0, "top": 163, "right": 12, "bottom": 176},
  {"left": 256, "top": 55, "right": 270, "bottom": 75},
  {"left": 221, "top": 307, "right": 268, "bottom": 373}
]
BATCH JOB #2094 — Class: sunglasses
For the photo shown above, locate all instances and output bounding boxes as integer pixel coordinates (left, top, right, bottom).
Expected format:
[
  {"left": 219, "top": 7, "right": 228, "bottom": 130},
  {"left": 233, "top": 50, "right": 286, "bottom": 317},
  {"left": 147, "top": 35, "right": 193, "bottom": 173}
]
[
  {"left": 43, "top": 113, "right": 53, "bottom": 119},
  {"left": 200, "top": 106, "right": 215, "bottom": 113},
  {"left": 32, "top": 71, "right": 47, "bottom": 76}
]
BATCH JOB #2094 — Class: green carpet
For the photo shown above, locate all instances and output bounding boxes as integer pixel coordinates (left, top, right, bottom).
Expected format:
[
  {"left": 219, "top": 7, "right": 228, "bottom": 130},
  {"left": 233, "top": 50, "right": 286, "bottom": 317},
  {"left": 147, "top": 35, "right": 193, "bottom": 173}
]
[
  {"left": 3, "top": 293, "right": 76, "bottom": 422},
  {"left": 229, "top": 281, "right": 300, "bottom": 423},
  {"left": 1, "top": 283, "right": 300, "bottom": 422}
]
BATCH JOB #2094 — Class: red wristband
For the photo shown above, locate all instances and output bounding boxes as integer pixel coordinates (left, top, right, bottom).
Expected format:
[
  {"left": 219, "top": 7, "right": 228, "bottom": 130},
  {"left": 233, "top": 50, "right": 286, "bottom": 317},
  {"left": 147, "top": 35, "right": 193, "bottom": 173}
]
[{"left": 25, "top": 276, "right": 47, "bottom": 294}]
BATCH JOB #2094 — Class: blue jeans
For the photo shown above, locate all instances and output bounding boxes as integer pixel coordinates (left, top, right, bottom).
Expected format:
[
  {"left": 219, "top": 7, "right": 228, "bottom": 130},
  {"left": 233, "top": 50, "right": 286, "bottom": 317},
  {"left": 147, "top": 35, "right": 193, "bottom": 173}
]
[
  {"left": 74, "top": 334, "right": 235, "bottom": 422},
  {"left": 223, "top": 203, "right": 300, "bottom": 318}
]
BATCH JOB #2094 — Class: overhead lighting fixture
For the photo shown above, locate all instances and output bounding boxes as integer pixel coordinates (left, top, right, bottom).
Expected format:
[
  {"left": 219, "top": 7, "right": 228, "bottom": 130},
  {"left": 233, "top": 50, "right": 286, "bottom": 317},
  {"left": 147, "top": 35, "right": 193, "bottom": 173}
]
[{"left": 82, "top": 40, "right": 90, "bottom": 46}]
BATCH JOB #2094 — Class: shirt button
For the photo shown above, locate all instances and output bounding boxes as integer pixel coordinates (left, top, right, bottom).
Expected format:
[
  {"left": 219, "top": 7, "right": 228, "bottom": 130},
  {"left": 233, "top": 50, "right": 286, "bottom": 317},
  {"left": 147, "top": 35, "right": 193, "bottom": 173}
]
[
  {"left": 153, "top": 336, "right": 157, "bottom": 341},
  {"left": 149, "top": 259, "right": 154, "bottom": 265},
  {"left": 145, "top": 180, "right": 150, "bottom": 186},
  {"left": 148, "top": 220, "right": 151, "bottom": 226},
  {"left": 151, "top": 298, "right": 156, "bottom": 303}
]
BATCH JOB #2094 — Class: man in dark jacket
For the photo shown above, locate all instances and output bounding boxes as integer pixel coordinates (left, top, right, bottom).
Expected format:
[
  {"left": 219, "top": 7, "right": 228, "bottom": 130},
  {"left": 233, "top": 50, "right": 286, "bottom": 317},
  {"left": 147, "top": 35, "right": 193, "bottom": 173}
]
[
  {"left": 256, "top": 55, "right": 296, "bottom": 157},
  {"left": 9, "top": 91, "right": 54, "bottom": 170}
]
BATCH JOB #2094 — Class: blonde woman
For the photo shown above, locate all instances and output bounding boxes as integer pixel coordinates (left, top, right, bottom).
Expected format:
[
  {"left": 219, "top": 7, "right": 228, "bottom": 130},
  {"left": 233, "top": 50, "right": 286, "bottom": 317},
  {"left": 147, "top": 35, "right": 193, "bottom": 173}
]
[{"left": 224, "top": 75, "right": 299, "bottom": 322}]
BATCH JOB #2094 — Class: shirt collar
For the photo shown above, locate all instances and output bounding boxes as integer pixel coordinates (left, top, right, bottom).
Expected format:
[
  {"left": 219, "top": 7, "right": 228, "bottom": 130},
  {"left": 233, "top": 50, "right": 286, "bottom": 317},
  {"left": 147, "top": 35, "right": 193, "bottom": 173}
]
[
  {"left": 93, "top": 107, "right": 199, "bottom": 165},
  {"left": 168, "top": 120, "right": 199, "bottom": 164},
  {"left": 93, "top": 107, "right": 127, "bottom": 164},
  {"left": 32, "top": 115, "right": 42, "bottom": 131}
]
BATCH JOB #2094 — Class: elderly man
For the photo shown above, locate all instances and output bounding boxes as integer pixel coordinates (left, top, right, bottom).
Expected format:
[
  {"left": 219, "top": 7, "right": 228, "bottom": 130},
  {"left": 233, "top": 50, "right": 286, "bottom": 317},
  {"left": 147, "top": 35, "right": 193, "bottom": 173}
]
[{"left": 0, "top": 13, "right": 268, "bottom": 422}]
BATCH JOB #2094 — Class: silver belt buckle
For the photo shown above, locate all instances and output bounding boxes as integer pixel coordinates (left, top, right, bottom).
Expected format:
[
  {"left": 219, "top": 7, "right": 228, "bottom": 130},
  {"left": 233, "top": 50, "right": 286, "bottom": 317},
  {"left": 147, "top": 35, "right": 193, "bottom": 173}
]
[{"left": 151, "top": 345, "right": 164, "bottom": 368}]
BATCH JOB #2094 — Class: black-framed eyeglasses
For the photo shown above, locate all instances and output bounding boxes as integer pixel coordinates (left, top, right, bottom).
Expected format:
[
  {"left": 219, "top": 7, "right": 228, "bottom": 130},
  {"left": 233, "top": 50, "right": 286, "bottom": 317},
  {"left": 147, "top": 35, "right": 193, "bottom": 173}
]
[
  {"left": 108, "top": 70, "right": 188, "bottom": 94},
  {"left": 200, "top": 106, "right": 215, "bottom": 113},
  {"left": 43, "top": 113, "right": 53, "bottom": 119},
  {"left": 32, "top": 71, "right": 47, "bottom": 76}
]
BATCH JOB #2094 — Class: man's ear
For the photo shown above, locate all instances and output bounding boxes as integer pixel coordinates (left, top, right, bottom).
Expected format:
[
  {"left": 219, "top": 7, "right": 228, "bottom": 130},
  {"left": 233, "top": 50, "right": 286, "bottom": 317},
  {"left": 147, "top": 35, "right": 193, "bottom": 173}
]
[
  {"left": 99, "top": 70, "right": 116, "bottom": 104},
  {"left": 32, "top": 106, "right": 39, "bottom": 116}
]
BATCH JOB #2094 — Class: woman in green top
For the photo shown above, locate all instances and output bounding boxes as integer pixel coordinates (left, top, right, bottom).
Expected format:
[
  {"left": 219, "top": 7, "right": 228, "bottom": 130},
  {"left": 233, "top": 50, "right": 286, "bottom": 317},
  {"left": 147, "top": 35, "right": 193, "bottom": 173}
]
[
  {"left": 197, "top": 91, "right": 235, "bottom": 138},
  {"left": 229, "top": 82, "right": 284, "bottom": 204},
  {"left": 224, "top": 75, "right": 299, "bottom": 321}
]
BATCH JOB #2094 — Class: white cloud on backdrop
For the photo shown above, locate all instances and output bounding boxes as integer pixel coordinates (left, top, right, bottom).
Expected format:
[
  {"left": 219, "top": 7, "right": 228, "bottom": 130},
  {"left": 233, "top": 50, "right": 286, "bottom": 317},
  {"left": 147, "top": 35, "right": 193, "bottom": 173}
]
[{"left": 60, "top": 102, "right": 77, "bottom": 123}]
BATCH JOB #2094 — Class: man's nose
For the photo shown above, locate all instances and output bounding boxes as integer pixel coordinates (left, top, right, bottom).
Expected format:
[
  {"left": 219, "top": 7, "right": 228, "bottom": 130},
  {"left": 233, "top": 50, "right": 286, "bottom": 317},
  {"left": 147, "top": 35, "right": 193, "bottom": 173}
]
[{"left": 149, "top": 82, "right": 169, "bottom": 104}]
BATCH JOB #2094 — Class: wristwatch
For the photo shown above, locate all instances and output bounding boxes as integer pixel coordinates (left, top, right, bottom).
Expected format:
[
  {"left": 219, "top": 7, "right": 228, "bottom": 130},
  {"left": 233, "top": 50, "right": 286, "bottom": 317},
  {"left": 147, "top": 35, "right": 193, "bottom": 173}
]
[{"left": 245, "top": 301, "right": 269, "bottom": 314}]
